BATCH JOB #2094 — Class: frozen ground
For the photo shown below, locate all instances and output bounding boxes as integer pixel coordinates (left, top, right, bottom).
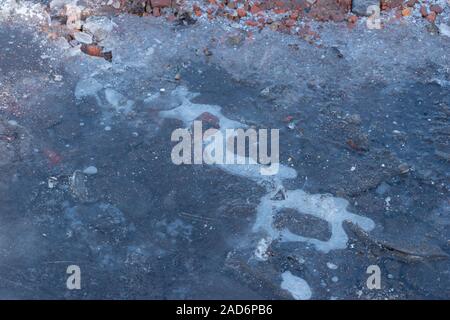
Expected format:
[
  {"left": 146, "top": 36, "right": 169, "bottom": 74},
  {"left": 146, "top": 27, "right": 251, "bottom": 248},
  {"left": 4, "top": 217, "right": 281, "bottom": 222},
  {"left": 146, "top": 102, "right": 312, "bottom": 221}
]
[{"left": 0, "top": 0, "right": 449, "bottom": 299}]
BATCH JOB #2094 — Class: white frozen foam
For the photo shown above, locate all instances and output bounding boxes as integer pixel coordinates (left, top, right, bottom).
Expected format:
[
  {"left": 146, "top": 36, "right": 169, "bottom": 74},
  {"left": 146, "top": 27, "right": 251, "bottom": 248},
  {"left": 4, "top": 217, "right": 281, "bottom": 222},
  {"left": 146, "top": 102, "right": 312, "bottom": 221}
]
[
  {"left": 253, "top": 189, "right": 375, "bottom": 253},
  {"left": 281, "top": 271, "right": 312, "bottom": 300}
]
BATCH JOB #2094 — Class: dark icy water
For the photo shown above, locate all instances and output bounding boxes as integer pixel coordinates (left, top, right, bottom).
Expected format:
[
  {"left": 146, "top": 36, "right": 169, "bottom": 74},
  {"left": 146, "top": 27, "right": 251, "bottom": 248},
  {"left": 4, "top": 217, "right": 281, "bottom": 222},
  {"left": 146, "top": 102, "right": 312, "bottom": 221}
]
[{"left": 0, "top": 11, "right": 449, "bottom": 300}]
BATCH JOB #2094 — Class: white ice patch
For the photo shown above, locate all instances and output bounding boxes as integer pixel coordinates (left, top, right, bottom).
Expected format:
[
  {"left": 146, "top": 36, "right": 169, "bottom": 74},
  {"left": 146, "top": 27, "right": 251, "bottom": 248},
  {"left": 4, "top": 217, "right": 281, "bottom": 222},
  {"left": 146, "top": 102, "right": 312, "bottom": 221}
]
[
  {"left": 281, "top": 271, "right": 312, "bottom": 300},
  {"left": 159, "top": 87, "right": 243, "bottom": 129},
  {"left": 104, "top": 88, "right": 134, "bottom": 114},
  {"left": 253, "top": 189, "right": 375, "bottom": 253},
  {"left": 75, "top": 78, "right": 134, "bottom": 116},
  {"left": 254, "top": 237, "right": 271, "bottom": 261},
  {"left": 75, "top": 77, "right": 103, "bottom": 104}
]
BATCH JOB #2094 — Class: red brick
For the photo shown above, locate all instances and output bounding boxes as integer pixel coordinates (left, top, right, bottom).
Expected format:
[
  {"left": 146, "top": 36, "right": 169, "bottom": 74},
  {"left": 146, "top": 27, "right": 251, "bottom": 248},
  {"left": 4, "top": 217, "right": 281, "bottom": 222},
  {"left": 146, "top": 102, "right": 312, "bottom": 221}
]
[
  {"left": 430, "top": 5, "right": 443, "bottom": 14},
  {"left": 237, "top": 8, "right": 247, "bottom": 18},
  {"left": 426, "top": 12, "right": 436, "bottom": 23},
  {"left": 150, "top": 0, "right": 171, "bottom": 8},
  {"left": 420, "top": 5, "right": 428, "bottom": 17}
]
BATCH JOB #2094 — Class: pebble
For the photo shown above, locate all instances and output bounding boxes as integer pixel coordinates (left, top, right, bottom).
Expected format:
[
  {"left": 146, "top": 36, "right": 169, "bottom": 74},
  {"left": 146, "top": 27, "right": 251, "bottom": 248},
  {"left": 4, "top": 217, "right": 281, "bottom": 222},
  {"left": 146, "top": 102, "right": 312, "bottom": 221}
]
[
  {"left": 83, "top": 166, "right": 98, "bottom": 175},
  {"left": 73, "top": 32, "right": 93, "bottom": 45},
  {"left": 327, "top": 262, "right": 338, "bottom": 270},
  {"left": 398, "top": 163, "right": 410, "bottom": 174},
  {"left": 104, "top": 126, "right": 112, "bottom": 131}
]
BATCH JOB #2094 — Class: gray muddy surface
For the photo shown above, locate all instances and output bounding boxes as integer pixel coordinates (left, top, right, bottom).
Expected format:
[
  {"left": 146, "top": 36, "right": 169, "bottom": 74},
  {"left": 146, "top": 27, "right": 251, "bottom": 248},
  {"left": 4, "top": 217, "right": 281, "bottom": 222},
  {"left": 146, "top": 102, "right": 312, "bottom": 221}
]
[{"left": 0, "top": 0, "right": 449, "bottom": 299}]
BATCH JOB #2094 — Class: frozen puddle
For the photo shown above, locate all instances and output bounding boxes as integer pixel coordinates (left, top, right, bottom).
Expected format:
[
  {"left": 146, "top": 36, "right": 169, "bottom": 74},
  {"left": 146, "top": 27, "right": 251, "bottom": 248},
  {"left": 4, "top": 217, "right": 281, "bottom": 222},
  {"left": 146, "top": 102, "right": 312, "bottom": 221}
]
[{"left": 156, "top": 86, "right": 376, "bottom": 299}]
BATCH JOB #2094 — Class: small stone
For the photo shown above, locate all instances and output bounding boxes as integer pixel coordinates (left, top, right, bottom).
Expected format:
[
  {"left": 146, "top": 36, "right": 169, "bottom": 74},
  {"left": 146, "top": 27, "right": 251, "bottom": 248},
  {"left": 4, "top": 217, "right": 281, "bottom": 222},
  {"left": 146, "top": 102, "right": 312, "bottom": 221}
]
[
  {"left": 427, "top": 12, "right": 437, "bottom": 23},
  {"left": 237, "top": 8, "right": 247, "bottom": 18},
  {"left": 348, "top": 15, "right": 358, "bottom": 24},
  {"left": 83, "top": 166, "right": 98, "bottom": 175},
  {"left": 74, "top": 32, "right": 93, "bottom": 44},
  {"left": 331, "top": 276, "right": 339, "bottom": 283},
  {"left": 48, "top": 177, "right": 58, "bottom": 189},
  {"left": 250, "top": 5, "right": 262, "bottom": 14},
  {"left": 346, "top": 114, "right": 362, "bottom": 124},
  {"left": 81, "top": 44, "right": 103, "bottom": 58},
  {"left": 203, "top": 47, "right": 213, "bottom": 56},
  {"left": 398, "top": 163, "right": 410, "bottom": 174},
  {"left": 420, "top": 5, "right": 428, "bottom": 17},
  {"left": 83, "top": 16, "right": 116, "bottom": 41},
  {"left": 65, "top": 4, "right": 82, "bottom": 30},
  {"left": 151, "top": 0, "right": 172, "bottom": 8},
  {"left": 112, "top": 0, "right": 121, "bottom": 9},
  {"left": 174, "top": 73, "right": 181, "bottom": 81},
  {"left": 104, "top": 126, "right": 112, "bottom": 131},
  {"left": 327, "top": 262, "right": 338, "bottom": 270},
  {"left": 430, "top": 5, "right": 443, "bottom": 14},
  {"left": 402, "top": 8, "right": 411, "bottom": 16}
]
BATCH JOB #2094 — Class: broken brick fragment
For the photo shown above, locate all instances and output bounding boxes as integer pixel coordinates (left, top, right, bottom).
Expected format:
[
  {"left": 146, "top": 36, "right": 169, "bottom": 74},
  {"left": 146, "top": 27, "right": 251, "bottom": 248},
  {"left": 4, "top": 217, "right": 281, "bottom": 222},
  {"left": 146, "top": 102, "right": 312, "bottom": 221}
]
[
  {"left": 250, "top": 4, "right": 262, "bottom": 14},
  {"left": 150, "top": 0, "right": 172, "bottom": 8},
  {"left": 237, "top": 8, "right": 247, "bottom": 18},
  {"left": 430, "top": 5, "right": 443, "bottom": 14},
  {"left": 401, "top": 8, "right": 411, "bottom": 16},
  {"left": 80, "top": 44, "right": 112, "bottom": 61},
  {"left": 405, "top": 0, "right": 417, "bottom": 7},
  {"left": 420, "top": 5, "right": 428, "bottom": 17},
  {"left": 381, "top": 0, "right": 403, "bottom": 10},
  {"left": 43, "top": 149, "right": 62, "bottom": 166},
  {"left": 426, "top": 12, "right": 436, "bottom": 23},
  {"left": 284, "top": 18, "right": 297, "bottom": 27},
  {"left": 81, "top": 44, "right": 103, "bottom": 57},
  {"left": 245, "top": 20, "right": 259, "bottom": 27},
  {"left": 196, "top": 112, "right": 220, "bottom": 129},
  {"left": 348, "top": 15, "right": 358, "bottom": 24},
  {"left": 193, "top": 4, "right": 202, "bottom": 16}
]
